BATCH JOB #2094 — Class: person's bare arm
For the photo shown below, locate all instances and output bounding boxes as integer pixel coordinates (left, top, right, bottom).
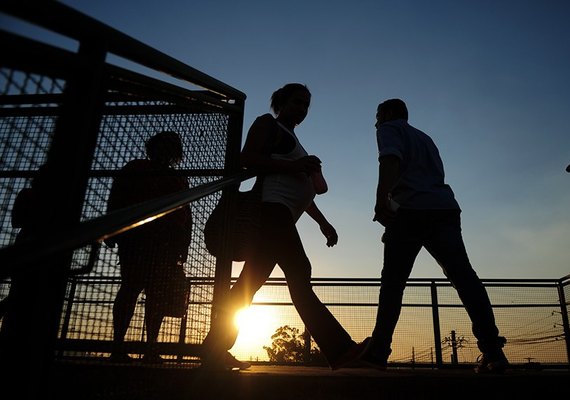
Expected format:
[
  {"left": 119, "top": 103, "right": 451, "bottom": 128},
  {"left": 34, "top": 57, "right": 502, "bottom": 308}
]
[{"left": 305, "top": 201, "right": 338, "bottom": 247}]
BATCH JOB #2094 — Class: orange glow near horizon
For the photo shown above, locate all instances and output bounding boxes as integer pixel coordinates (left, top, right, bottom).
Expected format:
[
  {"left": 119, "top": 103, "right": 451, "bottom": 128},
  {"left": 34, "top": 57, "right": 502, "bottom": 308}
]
[{"left": 232, "top": 305, "right": 279, "bottom": 361}]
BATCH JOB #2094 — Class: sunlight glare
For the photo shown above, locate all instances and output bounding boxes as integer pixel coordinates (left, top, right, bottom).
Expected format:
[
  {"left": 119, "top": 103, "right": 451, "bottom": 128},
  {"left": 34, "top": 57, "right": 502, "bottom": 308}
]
[{"left": 232, "top": 306, "right": 278, "bottom": 360}]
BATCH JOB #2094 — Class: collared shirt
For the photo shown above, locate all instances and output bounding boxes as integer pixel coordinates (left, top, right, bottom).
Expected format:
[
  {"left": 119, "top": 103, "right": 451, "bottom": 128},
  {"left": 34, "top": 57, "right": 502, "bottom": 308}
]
[{"left": 377, "top": 119, "right": 460, "bottom": 210}]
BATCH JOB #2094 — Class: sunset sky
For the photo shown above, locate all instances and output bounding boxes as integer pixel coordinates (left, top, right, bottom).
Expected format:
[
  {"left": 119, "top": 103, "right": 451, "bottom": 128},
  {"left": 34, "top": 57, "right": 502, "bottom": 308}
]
[{"left": 5, "top": 0, "right": 570, "bottom": 280}]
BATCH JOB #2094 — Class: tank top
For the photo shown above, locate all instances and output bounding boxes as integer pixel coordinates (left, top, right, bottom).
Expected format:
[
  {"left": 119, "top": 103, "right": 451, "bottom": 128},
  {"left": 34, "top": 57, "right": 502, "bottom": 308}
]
[{"left": 262, "top": 121, "right": 316, "bottom": 222}]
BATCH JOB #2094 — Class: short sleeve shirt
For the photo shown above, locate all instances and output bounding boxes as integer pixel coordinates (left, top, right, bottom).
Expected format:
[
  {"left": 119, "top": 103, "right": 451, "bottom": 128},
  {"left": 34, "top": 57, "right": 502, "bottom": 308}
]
[{"left": 376, "top": 119, "right": 460, "bottom": 210}]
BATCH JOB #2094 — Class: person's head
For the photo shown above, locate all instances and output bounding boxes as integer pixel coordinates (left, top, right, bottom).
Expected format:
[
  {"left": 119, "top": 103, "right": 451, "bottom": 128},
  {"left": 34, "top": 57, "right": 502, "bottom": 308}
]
[
  {"left": 270, "top": 83, "right": 311, "bottom": 126},
  {"left": 145, "top": 130, "right": 183, "bottom": 167},
  {"left": 30, "top": 162, "right": 53, "bottom": 191},
  {"left": 376, "top": 98, "right": 408, "bottom": 127}
]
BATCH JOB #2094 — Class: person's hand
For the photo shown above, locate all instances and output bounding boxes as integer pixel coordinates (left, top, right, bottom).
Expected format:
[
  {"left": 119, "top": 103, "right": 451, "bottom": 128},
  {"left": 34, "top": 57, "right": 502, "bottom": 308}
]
[
  {"left": 373, "top": 196, "right": 397, "bottom": 227},
  {"left": 320, "top": 223, "right": 338, "bottom": 247},
  {"left": 292, "top": 155, "right": 322, "bottom": 174}
]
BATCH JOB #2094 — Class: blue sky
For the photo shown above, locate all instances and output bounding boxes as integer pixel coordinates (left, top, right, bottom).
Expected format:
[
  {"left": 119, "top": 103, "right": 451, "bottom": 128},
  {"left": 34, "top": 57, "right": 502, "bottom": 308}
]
[{"left": 7, "top": 0, "right": 570, "bottom": 279}]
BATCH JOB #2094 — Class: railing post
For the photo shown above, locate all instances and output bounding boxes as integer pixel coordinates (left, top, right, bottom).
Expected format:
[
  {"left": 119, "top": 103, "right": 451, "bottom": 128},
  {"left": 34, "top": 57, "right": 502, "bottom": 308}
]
[
  {"left": 557, "top": 279, "right": 570, "bottom": 366},
  {"left": 208, "top": 99, "right": 245, "bottom": 349},
  {"left": 41, "top": 38, "right": 108, "bottom": 367},
  {"left": 431, "top": 280, "right": 443, "bottom": 368},
  {"left": 0, "top": 34, "right": 108, "bottom": 394}
]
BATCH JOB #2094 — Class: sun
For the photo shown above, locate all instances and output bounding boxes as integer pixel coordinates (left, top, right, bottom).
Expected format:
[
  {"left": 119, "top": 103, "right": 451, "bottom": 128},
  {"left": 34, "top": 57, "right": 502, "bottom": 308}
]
[{"left": 232, "top": 305, "right": 278, "bottom": 360}]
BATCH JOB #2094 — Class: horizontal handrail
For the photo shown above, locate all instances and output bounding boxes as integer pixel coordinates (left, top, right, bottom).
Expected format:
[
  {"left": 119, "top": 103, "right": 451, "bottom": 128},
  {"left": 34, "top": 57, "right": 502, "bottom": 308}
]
[
  {"left": 55, "top": 275, "right": 569, "bottom": 285},
  {"left": 0, "top": 170, "right": 255, "bottom": 276},
  {"left": 0, "top": 0, "right": 246, "bottom": 101}
]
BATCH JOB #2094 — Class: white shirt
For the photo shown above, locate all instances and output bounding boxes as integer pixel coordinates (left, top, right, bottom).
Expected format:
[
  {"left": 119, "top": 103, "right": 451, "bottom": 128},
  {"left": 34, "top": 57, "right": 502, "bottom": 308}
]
[{"left": 262, "top": 122, "right": 316, "bottom": 221}]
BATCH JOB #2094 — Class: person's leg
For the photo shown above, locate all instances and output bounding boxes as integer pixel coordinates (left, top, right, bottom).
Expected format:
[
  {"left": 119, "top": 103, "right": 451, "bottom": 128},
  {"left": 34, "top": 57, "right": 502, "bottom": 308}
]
[
  {"left": 111, "top": 249, "right": 143, "bottom": 360},
  {"left": 203, "top": 258, "right": 274, "bottom": 350},
  {"left": 369, "top": 211, "right": 422, "bottom": 363},
  {"left": 424, "top": 211, "right": 508, "bottom": 372},
  {"left": 142, "top": 292, "right": 164, "bottom": 362},
  {"left": 201, "top": 229, "right": 276, "bottom": 370},
  {"left": 142, "top": 254, "right": 183, "bottom": 362},
  {"left": 111, "top": 282, "right": 141, "bottom": 360},
  {"left": 145, "top": 306, "right": 163, "bottom": 344},
  {"left": 266, "top": 203, "right": 354, "bottom": 366},
  {"left": 424, "top": 211, "right": 501, "bottom": 344}
]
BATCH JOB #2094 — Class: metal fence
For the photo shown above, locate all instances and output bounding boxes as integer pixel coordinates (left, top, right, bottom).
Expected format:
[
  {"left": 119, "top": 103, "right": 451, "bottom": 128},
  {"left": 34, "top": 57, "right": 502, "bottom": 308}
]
[
  {"left": 0, "top": 0, "right": 245, "bottom": 370},
  {"left": 2, "top": 270, "right": 569, "bottom": 369},
  {"left": 36, "top": 275, "right": 568, "bottom": 369}
]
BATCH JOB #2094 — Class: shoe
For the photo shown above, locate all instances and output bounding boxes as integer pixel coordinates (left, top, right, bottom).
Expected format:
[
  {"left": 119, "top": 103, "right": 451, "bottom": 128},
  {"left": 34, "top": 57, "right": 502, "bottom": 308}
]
[
  {"left": 109, "top": 352, "right": 134, "bottom": 364},
  {"left": 359, "top": 337, "right": 390, "bottom": 370},
  {"left": 224, "top": 351, "right": 251, "bottom": 370},
  {"left": 201, "top": 351, "right": 251, "bottom": 371},
  {"left": 475, "top": 336, "right": 509, "bottom": 374},
  {"left": 330, "top": 338, "right": 372, "bottom": 370},
  {"left": 474, "top": 350, "right": 509, "bottom": 374}
]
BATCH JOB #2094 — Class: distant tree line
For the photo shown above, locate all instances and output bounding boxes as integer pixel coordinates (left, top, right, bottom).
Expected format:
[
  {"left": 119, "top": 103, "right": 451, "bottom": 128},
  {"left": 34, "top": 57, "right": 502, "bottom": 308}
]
[{"left": 263, "top": 325, "right": 327, "bottom": 365}]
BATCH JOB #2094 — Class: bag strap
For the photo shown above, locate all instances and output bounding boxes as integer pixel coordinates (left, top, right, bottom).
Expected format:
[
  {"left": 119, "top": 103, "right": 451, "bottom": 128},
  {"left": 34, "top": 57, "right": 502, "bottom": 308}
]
[
  {"left": 250, "top": 117, "right": 282, "bottom": 194},
  {"left": 265, "top": 116, "right": 282, "bottom": 155}
]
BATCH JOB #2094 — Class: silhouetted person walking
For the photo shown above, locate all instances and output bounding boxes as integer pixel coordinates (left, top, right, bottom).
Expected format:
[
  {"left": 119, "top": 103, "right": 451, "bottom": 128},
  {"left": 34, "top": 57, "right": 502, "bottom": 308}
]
[
  {"left": 362, "top": 99, "right": 509, "bottom": 373},
  {"left": 107, "top": 130, "right": 192, "bottom": 363},
  {"left": 201, "top": 83, "right": 359, "bottom": 370}
]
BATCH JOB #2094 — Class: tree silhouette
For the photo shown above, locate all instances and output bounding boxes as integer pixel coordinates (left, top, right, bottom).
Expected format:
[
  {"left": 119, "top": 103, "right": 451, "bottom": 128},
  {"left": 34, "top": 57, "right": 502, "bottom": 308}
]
[{"left": 263, "top": 325, "right": 326, "bottom": 365}]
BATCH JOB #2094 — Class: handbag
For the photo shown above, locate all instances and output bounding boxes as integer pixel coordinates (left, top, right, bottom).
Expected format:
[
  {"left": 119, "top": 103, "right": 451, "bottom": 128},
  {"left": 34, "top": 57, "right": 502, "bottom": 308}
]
[
  {"left": 158, "top": 262, "right": 190, "bottom": 318},
  {"left": 204, "top": 183, "right": 263, "bottom": 262},
  {"left": 205, "top": 115, "right": 280, "bottom": 261},
  {"left": 310, "top": 167, "right": 328, "bottom": 195}
]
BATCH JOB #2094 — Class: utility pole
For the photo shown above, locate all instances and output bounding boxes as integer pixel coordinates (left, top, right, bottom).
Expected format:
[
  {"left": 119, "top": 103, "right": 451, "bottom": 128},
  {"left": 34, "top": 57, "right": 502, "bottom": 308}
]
[
  {"left": 450, "top": 330, "right": 458, "bottom": 365},
  {"left": 443, "top": 330, "right": 468, "bottom": 365}
]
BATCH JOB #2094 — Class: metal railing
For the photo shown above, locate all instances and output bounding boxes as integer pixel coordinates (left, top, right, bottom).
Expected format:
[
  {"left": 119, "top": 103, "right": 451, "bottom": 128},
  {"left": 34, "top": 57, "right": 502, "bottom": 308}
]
[{"left": 43, "top": 275, "right": 570, "bottom": 369}]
